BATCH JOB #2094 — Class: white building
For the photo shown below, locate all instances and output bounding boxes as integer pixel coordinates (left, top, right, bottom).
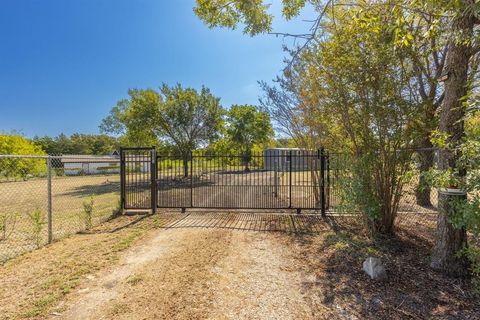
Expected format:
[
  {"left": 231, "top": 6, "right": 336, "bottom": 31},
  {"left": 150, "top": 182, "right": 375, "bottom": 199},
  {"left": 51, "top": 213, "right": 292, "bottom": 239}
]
[{"left": 61, "top": 153, "right": 120, "bottom": 176}]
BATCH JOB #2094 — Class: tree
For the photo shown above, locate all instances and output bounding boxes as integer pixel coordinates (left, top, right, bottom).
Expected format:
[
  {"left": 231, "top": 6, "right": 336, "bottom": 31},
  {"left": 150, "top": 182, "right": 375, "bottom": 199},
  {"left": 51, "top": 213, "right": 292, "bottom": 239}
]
[
  {"left": 100, "top": 84, "right": 225, "bottom": 176},
  {"left": 428, "top": 0, "right": 479, "bottom": 276},
  {"left": 194, "top": 0, "right": 480, "bottom": 274},
  {"left": 384, "top": 2, "right": 449, "bottom": 207},
  {"left": 225, "top": 105, "right": 273, "bottom": 171},
  {"left": 0, "top": 134, "right": 46, "bottom": 179}
]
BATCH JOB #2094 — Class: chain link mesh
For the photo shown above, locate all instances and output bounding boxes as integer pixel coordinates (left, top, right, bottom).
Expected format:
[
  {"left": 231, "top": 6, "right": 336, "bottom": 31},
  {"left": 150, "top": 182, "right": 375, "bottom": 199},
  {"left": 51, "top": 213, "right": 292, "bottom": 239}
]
[
  {"left": 0, "top": 148, "right": 469, "bottom": 262},
  {"left": 326, "top": 148, "right": 440, "bottom": 235},
  {"left": 0, "top": 154, "right": 120, "bottom": 262}
]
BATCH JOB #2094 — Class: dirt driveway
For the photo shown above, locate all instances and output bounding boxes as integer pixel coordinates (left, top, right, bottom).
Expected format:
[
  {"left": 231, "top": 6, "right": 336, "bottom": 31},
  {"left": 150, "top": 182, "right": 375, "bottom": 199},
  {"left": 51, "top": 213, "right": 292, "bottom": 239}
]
[
  {"left": 1, "top": 212, "right": 478, "bottom": 319},
  {"left": 53, "top": 213, "right": 322, "bottom": 320}
]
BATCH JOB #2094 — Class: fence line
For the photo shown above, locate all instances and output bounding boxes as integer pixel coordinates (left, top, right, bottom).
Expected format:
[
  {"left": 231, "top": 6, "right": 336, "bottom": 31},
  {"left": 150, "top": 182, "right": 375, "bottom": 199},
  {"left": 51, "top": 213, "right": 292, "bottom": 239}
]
[
  {"left": 0, "top": 148, "right": 443, "bottom": 262},
  {"left": 0, "top": 154, "right": 121, "bottom": 262}
]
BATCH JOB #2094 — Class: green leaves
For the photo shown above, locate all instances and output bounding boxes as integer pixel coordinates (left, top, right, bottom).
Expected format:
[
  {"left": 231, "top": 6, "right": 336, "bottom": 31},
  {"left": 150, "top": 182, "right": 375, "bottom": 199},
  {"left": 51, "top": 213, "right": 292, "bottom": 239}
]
[
  {"left": 225, "top": 104, "right": 273, "bottom": 152},
  {"left": 194, "top": 0, "right": 275, "bottom": 35},
  {"left": 101, "top": 84, "right": 225, "bottom": 154},
  {"left": 0, "top": 135, "right": 47, "bottom": 179},
  {"left": 282, "top": 0, "right": 306, "bottom": 20}
]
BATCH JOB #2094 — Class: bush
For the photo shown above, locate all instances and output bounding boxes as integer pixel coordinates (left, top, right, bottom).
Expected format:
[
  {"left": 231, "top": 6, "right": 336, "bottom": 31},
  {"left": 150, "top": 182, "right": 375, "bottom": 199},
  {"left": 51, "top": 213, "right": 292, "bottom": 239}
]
[
  {"left": 0, "top": 135, "right": 47, "bottom": 180},
  {"left": 27, "top": 208, "right": 45, "bottom": 248},
  {"left": 82, "top": 196, "right": 95, "bottom": 230},
  {"left": 0, "top": 212, "right": 17, "bottom": 241},
  {"left": 336, "top": 150, "right": 413, "bottom": 235}
]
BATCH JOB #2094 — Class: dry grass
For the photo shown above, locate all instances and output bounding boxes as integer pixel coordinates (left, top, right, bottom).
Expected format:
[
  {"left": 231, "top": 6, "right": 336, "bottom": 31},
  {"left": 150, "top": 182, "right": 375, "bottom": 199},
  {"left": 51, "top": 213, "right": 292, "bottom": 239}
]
[
  {"left": 0, "top": 175, "right": 120, "bottom": 262},
  {"left": 0, "top": 214, "right": 160, "bottom": 319},
  {"left": 1, "top": 211, "right": 478, "bottom": 320}
]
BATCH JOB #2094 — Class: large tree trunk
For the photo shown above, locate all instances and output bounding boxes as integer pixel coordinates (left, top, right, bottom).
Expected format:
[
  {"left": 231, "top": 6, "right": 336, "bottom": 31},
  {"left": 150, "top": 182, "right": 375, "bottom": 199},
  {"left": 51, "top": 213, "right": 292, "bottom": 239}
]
[
  {"left": 430, "top": 2, "right": 474, "bottom": 276},
  {"left": 431, "top": 192, "right": 468, "bottom": 276},
  {"left": 415, "top": 139, "right": 434, "bottom": 207},
  {"left": 182, "top": 155, "right": 189, "bottom": 177}
]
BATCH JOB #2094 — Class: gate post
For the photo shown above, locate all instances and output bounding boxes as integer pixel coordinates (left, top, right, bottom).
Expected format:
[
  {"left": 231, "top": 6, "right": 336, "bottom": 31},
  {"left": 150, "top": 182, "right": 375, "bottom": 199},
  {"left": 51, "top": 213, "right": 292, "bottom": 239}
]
[
  {"left": 320, "top": 147, "right": 326, "bottom": 217},
  {"left": 120, "top": 147, "right": 125, "bottom": 214},
  {"left": 150, "top": 146, "right": 157, "bottom": 214},
  {"left": 289, "top": 150, "right": 292, "bottom": 208},
  {"left": 47, "top": 155, "right": 52, "bottom": 243},
  {"left": 190, "top": 150, "right": 193, "bottom": 208},
  {"left": 326, "top": 151, "right": 330, "bottom": 210}
]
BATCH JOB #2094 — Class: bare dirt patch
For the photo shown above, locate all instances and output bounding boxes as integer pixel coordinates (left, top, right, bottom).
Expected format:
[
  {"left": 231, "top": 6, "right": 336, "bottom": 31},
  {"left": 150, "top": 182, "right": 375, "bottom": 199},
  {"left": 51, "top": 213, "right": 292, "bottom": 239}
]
[
  {"left": 0, "top": 214, "right": 170, "bottom": 320},
  {"left": 1, "top": 212, "right": 479, "bottom": 320}
]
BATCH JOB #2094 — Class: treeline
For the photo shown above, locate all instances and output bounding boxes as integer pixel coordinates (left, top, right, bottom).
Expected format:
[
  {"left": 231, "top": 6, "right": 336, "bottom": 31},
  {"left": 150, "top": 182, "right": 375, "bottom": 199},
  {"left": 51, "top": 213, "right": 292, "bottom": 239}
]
[
  {"left": 32, "top": 133, "right": 119, "bottom": 155},
  {"left": 0, "top": 133, "right": 120, "bottom": 179}
]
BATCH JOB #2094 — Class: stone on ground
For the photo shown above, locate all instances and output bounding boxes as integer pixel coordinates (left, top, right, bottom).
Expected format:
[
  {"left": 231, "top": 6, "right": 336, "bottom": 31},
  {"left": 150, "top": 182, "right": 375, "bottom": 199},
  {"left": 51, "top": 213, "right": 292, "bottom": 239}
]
[{"left": 362, "top": 257, "right": 386, "bottom": 280}]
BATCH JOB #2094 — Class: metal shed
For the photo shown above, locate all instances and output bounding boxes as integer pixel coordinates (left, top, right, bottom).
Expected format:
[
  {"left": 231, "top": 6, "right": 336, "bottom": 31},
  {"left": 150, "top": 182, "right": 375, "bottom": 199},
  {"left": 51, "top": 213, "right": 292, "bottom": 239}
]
[{"left": 263, "top": 148, "right": 315, "bottom": 171}]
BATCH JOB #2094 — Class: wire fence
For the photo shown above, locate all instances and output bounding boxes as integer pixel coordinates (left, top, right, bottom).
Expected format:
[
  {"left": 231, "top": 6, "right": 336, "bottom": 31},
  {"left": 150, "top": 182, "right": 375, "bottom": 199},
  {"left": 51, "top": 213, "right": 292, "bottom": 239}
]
[
  {"left": 0, "top": 148, "right": 449, "bottom": 262},
  {"left": 0, "top": 154, "right": 121, "bottom": 263},
  {"left": 325, "top": 148, "right": 440, "bottom": 234}
]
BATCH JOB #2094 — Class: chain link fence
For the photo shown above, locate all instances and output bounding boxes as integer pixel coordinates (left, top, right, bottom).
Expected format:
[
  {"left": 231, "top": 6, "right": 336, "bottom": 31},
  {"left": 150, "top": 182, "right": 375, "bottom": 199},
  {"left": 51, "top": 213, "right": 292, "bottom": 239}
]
[
  {"left": 0, "top": 148, "right": 456, "bottom": 262},
  {"left": 0, "top": 154, "right": 120, "bottom": 262},
  {"left": 326, "top": 148, "right": 440, "bottom": 235}
]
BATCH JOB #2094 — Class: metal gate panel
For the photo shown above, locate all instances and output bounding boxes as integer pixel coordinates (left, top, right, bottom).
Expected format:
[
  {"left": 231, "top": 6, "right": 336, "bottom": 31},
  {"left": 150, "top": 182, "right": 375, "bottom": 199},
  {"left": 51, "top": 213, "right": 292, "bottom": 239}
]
[
  {"left": 155, "top": 149, "right": 326, "bottom": 211},
  {"left": 121, "top": 147, "right": 329, "bottom": 213},
  {"left": 120, "top": 147, "right": 156, "bottom": 210}
]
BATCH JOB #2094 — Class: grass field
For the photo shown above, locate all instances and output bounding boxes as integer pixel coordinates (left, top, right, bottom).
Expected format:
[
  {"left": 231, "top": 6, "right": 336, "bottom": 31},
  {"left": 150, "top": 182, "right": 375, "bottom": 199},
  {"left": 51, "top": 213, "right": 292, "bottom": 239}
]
[{"left": 0, "top": 174, "right": 120, "bottom": 262}]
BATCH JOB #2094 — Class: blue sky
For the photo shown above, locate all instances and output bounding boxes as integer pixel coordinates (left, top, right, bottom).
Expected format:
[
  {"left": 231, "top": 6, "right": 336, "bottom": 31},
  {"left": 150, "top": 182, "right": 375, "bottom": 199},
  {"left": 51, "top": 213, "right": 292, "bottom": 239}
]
[{"left": 0, "top": 0, "right": 315, "bottom": 137}]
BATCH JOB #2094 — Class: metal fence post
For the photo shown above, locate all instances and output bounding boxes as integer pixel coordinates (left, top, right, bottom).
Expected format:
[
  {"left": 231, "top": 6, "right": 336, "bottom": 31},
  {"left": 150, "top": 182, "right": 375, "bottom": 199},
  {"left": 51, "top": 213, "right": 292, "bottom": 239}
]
[
  {"left": 150, "top": 147, "right": 157, "bottom": 214},
  {"left": 326, "top": 151, "right": 330, "bottom": 210},
  {"left": 120, "top": 147, "right": 125, "bottom": 214},
  {"left": 274, "top": 159, "right": 278, "bottom": 198},
  {"left": 289, "top": 150, "right": 292, "bottom": 208},
  {"left": 190, "top": 150, "right": 193, "bottom": 208},
  {"left": 320, "top": 147, "right": 326, "bottom": 216},
  {"left": 47, "top": 155, "right": 53, "bottom": 243}
]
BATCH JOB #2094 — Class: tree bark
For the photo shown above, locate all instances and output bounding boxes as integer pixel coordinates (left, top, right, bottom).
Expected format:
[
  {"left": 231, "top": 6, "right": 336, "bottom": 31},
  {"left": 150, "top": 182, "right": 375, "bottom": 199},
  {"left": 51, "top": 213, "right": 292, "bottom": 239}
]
[
  {"left": 430, "top": 1, "right": 474, "bottom": 276},
  {"left": 182, "top": 155, "right": 189, "bottom": 177},
  {"left": 431, "top": 192, "right": 468, "bottom": 276},
  {"left": 415, "top": 139, "right": 434, "bottom": 207}
]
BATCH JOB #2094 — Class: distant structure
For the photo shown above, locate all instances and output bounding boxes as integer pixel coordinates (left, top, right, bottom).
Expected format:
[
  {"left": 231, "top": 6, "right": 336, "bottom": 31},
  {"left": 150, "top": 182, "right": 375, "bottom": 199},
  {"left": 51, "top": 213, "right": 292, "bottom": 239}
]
[
  {"left": 61, "top": 151, "right": 120, "bottom": 175},
  {"left": 263, "top": 148, "right": 315, "bottom": 171}
]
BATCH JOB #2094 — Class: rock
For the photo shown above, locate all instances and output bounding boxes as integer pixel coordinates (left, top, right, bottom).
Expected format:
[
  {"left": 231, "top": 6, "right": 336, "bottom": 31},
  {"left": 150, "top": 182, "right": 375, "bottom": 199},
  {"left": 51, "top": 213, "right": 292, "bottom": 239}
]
[{"left": 363, "top": 257, "right": 386, "bottom": 280}]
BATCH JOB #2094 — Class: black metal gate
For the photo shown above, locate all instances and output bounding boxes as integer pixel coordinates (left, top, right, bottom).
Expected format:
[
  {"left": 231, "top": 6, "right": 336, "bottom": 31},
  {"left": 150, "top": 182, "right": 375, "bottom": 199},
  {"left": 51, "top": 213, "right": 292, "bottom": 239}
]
[
  {"left": 121, "top": 147, "right": 329, "bottom": 214},
  {"left": 120, "top": 147, "right": 156, "bottom": 211}
]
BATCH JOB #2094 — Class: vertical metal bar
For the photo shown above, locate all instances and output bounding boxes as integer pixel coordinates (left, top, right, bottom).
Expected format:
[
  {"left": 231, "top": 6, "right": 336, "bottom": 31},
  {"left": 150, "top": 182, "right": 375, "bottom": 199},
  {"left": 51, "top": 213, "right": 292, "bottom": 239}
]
[
  {"left": 190, "top": 150, "right": 193, "bottom": 208},
  {"left": 150, "top": 147, "right": 157, "bottom": 213},
  {"left": 47, "top": 155, "right": 52, "bottom": 243},
  {"left": 326, "top": 151, "right": 330, "bottom": 210},
  {"left": 320, "top": 147, "right": 326, "bottom": 216},
  {"left": 289, "top": 150, "right": 292, "bottom": 208},
  {"left": 274, "top": 159, "right": 278, "bottom": 198},
  {"left": 120, "top": 147, "right": 124, "bottom": 211}
]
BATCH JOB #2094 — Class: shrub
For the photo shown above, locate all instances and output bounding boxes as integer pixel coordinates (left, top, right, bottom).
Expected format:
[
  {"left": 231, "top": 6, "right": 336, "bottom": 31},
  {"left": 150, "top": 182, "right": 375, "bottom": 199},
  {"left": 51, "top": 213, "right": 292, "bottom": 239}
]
[
  {"left": 27, "top": 208, "right": 45, "bottom": 248},
  {"left": 0, "top": 212, "right": 17, "bottom": 241},
  {"left": 82, "top": 196, "right": 95, "bottom": 230},
  {"left": 0, "top": 135, "right": 47, "bottom": 180},
  {"left": 336, "top": 150, "right": 414, "bottom": 235}
]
